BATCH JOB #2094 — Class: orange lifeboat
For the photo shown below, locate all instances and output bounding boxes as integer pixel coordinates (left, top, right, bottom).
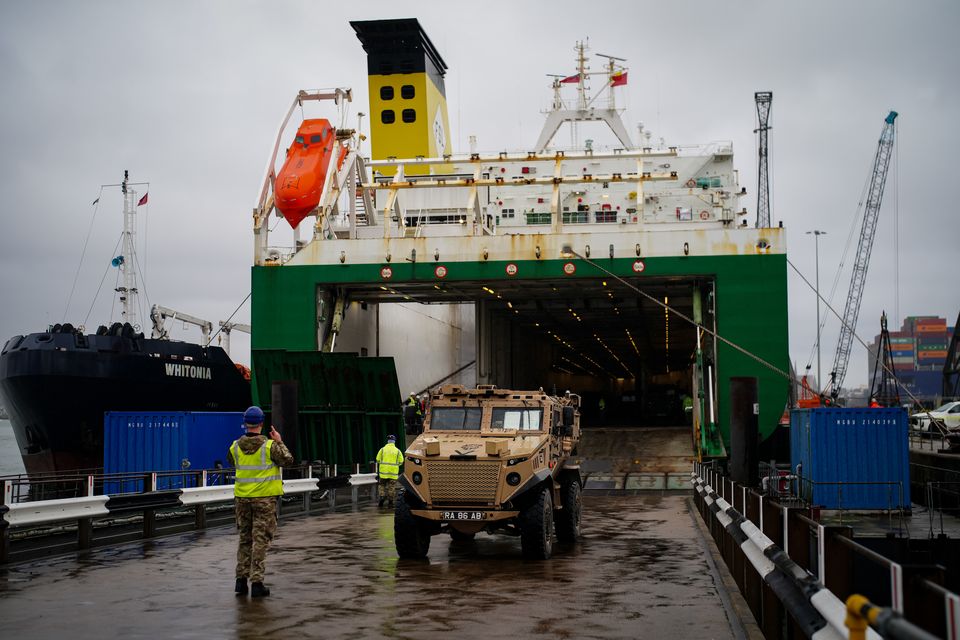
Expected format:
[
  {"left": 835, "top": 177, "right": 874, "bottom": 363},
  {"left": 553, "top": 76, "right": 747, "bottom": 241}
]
[{"left": 275, "top": 119, "right": 346, "bottom": 229}]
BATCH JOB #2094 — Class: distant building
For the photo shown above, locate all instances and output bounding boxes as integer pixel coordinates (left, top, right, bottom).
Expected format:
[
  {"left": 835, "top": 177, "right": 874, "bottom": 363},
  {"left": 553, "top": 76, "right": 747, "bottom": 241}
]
[{"left": 867, "top": 315, "right": 954, "bottom": 406}]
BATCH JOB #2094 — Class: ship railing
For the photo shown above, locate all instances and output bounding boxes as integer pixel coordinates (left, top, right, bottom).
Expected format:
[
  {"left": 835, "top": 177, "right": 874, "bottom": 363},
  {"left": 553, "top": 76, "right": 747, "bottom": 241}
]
[
  {"left": 0, "top": 462, "right": 381, "bottom": 565},
  {"left": 693, "top": 462, "right": 955, "bottom": 639}
]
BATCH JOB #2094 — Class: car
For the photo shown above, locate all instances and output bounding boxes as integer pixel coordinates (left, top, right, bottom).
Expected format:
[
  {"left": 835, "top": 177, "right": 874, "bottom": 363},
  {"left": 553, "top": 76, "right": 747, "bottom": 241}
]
[{"left": 910, "top": 401, "right": 960, "bottom": 432}]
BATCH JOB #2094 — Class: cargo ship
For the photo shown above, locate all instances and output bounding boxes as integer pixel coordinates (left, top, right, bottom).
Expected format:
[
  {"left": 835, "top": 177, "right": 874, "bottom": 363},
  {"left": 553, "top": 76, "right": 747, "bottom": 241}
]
[
  {"left": 0, "top": 173, "right": 251, "bottom": 476},
  {"left": 248, "top": 19, "right": 791, "bottom": 464}
]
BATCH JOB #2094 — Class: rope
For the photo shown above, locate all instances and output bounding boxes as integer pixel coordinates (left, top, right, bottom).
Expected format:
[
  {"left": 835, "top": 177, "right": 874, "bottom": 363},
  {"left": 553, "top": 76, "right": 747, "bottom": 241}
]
[
  {"left": 83, "top": 232, "right": 123, "bottom": 328},
  {"left": 63, "top": 188, "right": 104, "bottom": 322},
  {"left": 788, "top": 259, "right": 926, "bottom": 408},
  {"left": 206, "top": 292, "right": 252, "bottom": 345},
  {"left": 572, "top": 250, "right": 794, "bottom": 382},
  {"left": 573, "top": 249, "right": 923, "bottom": 408}
]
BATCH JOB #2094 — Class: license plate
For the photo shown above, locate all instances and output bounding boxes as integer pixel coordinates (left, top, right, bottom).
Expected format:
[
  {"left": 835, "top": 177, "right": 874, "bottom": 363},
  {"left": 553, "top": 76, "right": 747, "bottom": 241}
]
[{"left": 441, "top": 511, "right": 484, "bottom": 521}]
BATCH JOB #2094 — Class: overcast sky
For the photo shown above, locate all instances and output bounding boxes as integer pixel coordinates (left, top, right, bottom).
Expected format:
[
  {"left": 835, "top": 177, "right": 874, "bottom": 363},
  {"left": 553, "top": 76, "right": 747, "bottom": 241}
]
[{"left": 1, "top": 0, "right": 956, "bottom": 390}]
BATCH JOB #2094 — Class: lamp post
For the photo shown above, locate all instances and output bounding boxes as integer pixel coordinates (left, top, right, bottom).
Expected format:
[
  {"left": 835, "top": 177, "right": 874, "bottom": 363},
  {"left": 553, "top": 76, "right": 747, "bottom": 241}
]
[{"left": 806, "top": 230, "right": 827, "bottom": 390}]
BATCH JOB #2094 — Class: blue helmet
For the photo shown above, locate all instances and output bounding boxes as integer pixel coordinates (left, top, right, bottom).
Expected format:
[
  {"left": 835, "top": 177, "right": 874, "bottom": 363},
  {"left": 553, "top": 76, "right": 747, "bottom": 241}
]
[{"left": 243, "top": 406, "right": 265, "bottom": 427}]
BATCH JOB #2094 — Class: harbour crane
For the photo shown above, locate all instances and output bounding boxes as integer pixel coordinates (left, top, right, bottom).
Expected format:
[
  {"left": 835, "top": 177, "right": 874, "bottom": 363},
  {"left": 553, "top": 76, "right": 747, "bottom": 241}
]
[{"left": 827, "top": 111, "right": 898, "bottom": 402}]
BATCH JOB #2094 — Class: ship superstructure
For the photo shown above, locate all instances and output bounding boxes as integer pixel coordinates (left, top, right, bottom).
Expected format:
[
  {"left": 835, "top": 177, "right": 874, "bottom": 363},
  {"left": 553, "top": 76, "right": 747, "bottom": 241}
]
[{"left": 251, "top": 19, "right": 789, "bottom": 460}]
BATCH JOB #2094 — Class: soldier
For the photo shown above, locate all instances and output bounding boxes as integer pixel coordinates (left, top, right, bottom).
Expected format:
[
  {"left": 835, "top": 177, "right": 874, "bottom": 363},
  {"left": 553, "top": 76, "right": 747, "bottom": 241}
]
[
  {"left": 228, "top": 406, "right": 293, "bottom": 598},
  {"left": 375, "top": 434, "right": 403, "bottom": 508}
]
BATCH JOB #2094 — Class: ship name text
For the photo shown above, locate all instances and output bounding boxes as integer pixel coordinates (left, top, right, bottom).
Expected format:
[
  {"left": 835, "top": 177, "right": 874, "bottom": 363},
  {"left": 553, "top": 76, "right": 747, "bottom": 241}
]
[{"left": 164, "top": 363, "right": 212, "bottom": 380}]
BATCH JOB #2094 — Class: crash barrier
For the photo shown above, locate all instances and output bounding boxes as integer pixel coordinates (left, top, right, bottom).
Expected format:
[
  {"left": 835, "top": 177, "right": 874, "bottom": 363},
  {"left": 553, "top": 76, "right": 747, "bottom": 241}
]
[
  {"left": 0, "top": 465, "right": 379, "bottom": 565},
  {"left": 693, "top": 463, "right": 958, "bottom": 639},
  {"left": 844, "top": 594, "right": 941, "bottom": 640}
]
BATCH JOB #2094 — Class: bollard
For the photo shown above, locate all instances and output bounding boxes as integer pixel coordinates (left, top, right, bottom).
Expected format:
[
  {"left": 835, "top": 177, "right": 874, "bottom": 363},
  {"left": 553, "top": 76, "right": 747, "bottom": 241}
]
[{"left": 846, "top": 594, "right": 870, "bottom": 640}]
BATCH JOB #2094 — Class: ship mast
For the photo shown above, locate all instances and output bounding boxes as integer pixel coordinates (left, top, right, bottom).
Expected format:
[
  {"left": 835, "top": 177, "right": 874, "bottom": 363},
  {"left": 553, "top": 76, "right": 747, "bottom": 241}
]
[
  {"left": 117, "top": 170, "right": 140, "bottom": 329},
  {"left": 534, "top": 41, "right": 634, "bottom": 152}
]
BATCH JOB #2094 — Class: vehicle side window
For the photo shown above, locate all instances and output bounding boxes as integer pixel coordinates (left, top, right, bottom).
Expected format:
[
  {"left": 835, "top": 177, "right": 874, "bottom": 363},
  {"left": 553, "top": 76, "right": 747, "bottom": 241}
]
[
  {"left": 295, "top": 135, "right": 304, "bottom": 144},
  {"left": 381, "top": 110, "right": 395, "bottom": 124},
  {"left": 401, "top": 84, "right": 415, "bottom": 99},
  {"left": 402, "top": 108, "right": 416, "bottom": 123},
  {"left": 951, "top": 405, "right": 960, "bottom": 413},
  {"left": 380, "top": 86, "right": 394, "bottom": 101}
]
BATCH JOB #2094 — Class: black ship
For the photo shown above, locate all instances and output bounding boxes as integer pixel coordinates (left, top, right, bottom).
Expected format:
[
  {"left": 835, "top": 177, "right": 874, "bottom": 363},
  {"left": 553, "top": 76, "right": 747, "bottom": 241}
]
[
  {"left": 0, "top": 323, "right": 250, "bottom": 475},
  {"left": 0, "top": 172, "right": 251, "bottom": 476}
]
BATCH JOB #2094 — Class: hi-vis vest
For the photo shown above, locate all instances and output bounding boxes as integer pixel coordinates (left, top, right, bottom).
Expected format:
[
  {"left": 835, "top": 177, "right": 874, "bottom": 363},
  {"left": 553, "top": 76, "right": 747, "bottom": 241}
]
[
  {"left": 232, "top": 439, "right": 283, "bottom": 498},
  {"left": 376, "top": 443, "right": 403, "bottom": 480}
]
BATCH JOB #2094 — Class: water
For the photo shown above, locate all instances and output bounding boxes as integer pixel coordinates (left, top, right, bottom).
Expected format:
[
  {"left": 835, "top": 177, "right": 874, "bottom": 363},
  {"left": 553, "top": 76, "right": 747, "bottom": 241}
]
[{"left": 0, "top": 420, "right": 26, "bottom": 476}]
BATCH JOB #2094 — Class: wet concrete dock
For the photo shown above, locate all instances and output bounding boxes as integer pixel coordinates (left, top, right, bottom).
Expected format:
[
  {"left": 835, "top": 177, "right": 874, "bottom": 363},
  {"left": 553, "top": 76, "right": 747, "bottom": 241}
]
[{"left": 0, "top": 494, "right": 745, "bottom": 639}]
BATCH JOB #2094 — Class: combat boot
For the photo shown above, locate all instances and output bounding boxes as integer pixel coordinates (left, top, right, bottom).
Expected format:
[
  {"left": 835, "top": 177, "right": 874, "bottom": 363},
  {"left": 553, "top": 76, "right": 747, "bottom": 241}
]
[
  {"left": 378, "top": 497, "right": 385, "bottom": 507},
  {"left": 251, "top": 582, "right": 270, "bottom": 598},
  {"left": 235, "top": 577, "right": 248, "bottom": 595}
]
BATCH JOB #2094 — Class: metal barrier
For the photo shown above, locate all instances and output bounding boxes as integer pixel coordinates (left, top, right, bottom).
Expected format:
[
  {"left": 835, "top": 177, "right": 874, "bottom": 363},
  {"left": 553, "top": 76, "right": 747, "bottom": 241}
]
[
  {"left": 845, "top": 594, "right": 940, "bottom": 640},
  {"left": 0, "top": 467, "right": 373, "bottom": 566},
  {"left": 693, "top": 462, "right": 957, "bottom": 639},
  {"left": 692, "top": 469, "right": 857, "bottom": 640},
  {"left": 4, "top": 496, "right": 111, "bottom": 527}
]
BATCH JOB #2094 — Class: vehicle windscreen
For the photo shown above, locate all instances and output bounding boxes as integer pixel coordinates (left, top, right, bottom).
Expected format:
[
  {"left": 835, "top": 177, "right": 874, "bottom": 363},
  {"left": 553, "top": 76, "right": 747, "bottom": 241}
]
[
  {"left": 430, "top": 407, "right": 482, "bottom": 430},
  {"left": 490, "top": 407, "right": 543, "bottom": 431},
  {"left": 932, "top": 403, "right": 955, "bottom": 413}
]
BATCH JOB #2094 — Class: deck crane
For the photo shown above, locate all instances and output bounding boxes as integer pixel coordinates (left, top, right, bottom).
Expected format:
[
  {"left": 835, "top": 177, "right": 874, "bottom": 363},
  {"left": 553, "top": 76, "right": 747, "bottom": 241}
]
[{"left": 826, "top": 111, "right": 898, "bottom": 402}]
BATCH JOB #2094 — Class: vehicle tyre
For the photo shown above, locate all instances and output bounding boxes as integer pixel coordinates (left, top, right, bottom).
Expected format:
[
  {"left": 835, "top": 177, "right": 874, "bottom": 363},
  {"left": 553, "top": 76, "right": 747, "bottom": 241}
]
[
  {"left": 555, "top": 480, "right": 582, "bottom": 543},
  {"left": 449, "top": 528, "right": 476, "bottom": 542},
  {"left": 394, "top": 490, "right": 431, "bottom": 559},
  {"left": 519, "top": 486, "right": 554, "bottom": 560}
]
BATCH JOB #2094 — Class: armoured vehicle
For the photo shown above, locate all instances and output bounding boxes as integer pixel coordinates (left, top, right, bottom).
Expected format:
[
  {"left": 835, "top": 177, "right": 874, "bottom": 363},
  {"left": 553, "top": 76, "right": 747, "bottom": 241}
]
[{"left": 394, "top": 384, "right": 582, "bottom": 559}]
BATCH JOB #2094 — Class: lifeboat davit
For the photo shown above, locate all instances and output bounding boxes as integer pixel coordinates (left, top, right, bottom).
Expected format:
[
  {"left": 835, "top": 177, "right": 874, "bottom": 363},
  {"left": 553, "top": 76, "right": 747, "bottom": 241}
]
[{"left": 275, "top": 119, "right": 346, "bottom": 229}]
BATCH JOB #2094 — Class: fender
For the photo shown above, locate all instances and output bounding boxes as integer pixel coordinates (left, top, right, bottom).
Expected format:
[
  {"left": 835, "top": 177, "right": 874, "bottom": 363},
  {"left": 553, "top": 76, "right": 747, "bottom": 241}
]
[
  {"left": 503, "top": 468, "right": 552, "bottom": 505},
  {"left": 398, "top": 474, "right": 426, "bottom": 505}
]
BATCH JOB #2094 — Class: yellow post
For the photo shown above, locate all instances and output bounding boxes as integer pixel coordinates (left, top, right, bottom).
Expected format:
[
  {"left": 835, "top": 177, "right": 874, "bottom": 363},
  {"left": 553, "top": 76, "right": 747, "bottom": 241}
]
[{"left": 845, "top": 594, "right": 872, "bottom": 640}]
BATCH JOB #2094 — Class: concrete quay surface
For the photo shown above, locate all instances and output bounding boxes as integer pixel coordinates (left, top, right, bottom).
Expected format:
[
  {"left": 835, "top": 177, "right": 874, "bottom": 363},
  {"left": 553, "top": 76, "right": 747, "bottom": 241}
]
[{"left": 0, "top": 494, "right": 744, "bottom": 639}]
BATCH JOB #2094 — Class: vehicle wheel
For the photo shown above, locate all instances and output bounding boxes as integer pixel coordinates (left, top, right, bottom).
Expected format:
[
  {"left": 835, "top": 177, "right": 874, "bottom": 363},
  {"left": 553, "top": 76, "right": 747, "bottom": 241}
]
[
  {"left": 519, "top": 486, "right": 554, "bottom": 559},
  {"left": 449, "top": 528, "right": 476, "bottom": 542},
  {"left": 394, "top": 490, "right": 431, "bottom": 559},
  {"left": 555, "top": 480, "right": 582, "bottom": 543}
]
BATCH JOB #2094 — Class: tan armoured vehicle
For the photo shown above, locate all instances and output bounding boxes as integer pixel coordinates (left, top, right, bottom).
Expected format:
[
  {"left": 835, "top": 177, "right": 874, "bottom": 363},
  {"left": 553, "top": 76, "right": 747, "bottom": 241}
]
[{"left": 394, "top": 384, "right": 582, "bottom": 559}]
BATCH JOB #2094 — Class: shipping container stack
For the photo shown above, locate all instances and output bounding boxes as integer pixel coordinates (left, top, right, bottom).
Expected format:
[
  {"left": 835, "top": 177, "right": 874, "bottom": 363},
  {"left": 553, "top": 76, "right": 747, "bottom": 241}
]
[{"left": 866, "top": 314, "right": 956, "bottom": 406}]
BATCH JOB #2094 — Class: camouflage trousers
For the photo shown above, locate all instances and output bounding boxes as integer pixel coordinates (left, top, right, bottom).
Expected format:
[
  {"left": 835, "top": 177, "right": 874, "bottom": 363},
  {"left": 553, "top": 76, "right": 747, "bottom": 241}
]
[
  {"left": 379, "top": 478, "right": 397, "bottom": 505},
  {"left": 235, "top": 496, "right": 278, "bottom": 582}
]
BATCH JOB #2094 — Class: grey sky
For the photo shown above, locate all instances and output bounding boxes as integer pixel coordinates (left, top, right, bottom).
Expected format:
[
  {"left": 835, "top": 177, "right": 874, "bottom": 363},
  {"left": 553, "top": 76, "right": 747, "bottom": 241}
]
[{"left": 1, "top": 1, "right": 956, "bottom": 389}]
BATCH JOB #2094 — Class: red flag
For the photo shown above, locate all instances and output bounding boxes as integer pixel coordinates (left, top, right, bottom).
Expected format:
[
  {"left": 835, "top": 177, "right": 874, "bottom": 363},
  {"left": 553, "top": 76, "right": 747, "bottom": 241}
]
[
  {"left": 137, "top": 193, "right": 149, "bottom": 206},
  {"left": 611, "top": 71, "right": 628, "bottom": 87},
  {"left": 560, "top": 73, "right": 580, "bottom": 84}
]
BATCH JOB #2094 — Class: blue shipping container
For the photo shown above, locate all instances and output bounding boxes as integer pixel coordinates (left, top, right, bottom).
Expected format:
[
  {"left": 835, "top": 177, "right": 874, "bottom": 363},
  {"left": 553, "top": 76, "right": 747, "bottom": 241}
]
[
  {"left": 104, "top": 412, "right": 243, "bottom": 494},
  {"left": 790, "top": 408, "right": 910, "bottom": 509}
]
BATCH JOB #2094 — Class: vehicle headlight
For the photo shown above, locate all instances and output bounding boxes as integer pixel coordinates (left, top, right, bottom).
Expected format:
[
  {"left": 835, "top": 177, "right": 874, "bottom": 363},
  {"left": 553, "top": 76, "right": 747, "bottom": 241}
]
[
  {"left": 412, "top": 471, "right": 423, "bottom": 485},
  {"left": 506, "top": 472, "right": 521, "bottom": 486}
]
